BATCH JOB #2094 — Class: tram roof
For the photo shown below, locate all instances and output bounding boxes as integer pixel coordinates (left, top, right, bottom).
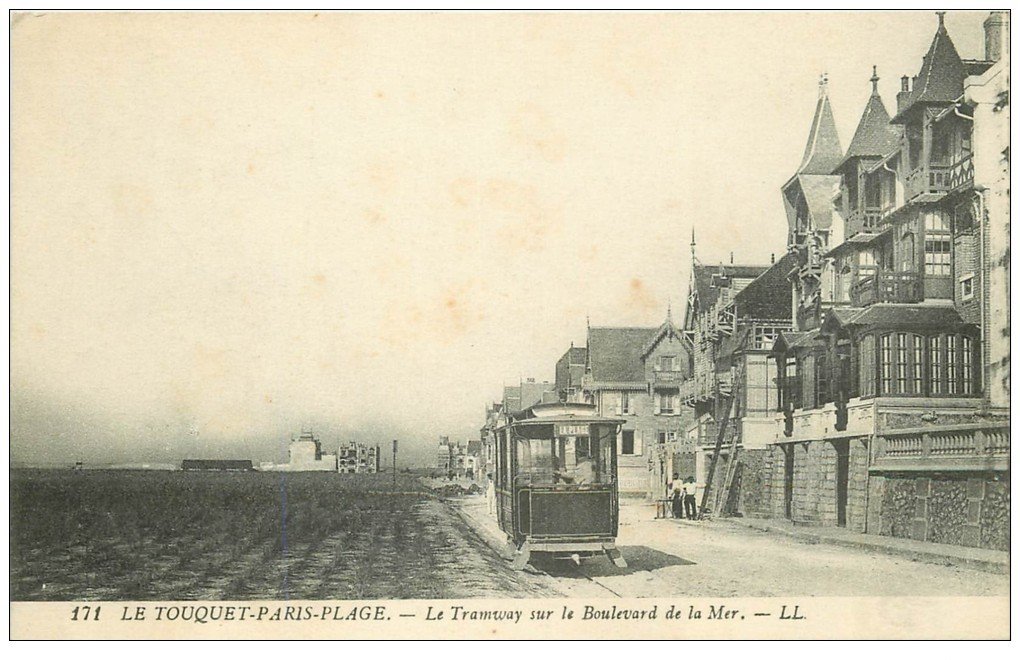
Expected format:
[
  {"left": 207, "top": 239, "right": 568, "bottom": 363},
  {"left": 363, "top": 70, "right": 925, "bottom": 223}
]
[{"left": 498, "top": 402, "right": 625, "bottom": 428}]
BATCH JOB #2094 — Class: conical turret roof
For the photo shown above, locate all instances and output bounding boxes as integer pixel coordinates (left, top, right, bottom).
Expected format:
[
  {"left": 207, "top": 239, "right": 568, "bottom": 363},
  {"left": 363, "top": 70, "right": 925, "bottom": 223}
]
[
  {"left": 797, "top": 75, "right": 843, "bottom": 175},
  {"left": 834, "top": 68, "right": 902, "bottom": 172},
  {"left": 892, "top": 13, "right": 968, "bottom": 122}
]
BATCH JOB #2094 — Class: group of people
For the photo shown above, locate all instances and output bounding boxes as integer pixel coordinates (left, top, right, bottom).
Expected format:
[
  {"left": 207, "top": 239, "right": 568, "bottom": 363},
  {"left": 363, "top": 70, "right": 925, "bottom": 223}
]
[{"left": 668, "top": 473, "right": 698, "bottom": 520}]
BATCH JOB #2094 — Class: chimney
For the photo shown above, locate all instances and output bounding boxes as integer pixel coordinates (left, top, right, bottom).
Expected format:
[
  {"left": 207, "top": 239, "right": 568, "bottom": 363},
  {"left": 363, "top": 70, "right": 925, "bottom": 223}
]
[
  {"left": 729, "top": 252, "right": 734, "bottom": 264},
  {"left": 984, "top": 11, "right": 1009, "bottom": 62},
  {"left": 770, "top": 253, "right": 776, "bottom": 265},
  {"left": 526, "top": 377, "right": 535, "bottom": 383},
  {"left": 897, "top": 75, "right": 912, "bottom": 113}
]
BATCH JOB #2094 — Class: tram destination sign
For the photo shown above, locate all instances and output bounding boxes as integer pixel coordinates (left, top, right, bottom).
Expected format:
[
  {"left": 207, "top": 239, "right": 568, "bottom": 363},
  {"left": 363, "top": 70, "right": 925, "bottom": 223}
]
[{"left": 554, "top": 424, "right": 590, "bottom": 437}]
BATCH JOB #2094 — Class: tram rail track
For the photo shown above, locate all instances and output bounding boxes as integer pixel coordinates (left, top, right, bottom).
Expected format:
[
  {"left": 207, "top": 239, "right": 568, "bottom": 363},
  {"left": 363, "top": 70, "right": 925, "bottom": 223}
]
[{"left": 527, "top": 556, "right": 624, "bottom": 597}]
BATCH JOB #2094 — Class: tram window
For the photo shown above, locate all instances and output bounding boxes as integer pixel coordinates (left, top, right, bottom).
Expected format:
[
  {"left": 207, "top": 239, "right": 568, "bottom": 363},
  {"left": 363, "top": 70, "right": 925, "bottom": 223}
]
[
  {"left": 499, "top": 431, "right": 510, "bottom": 488},
  {"left": 596, "top": 426, "right": 616, "bottom": 484},
  {"left": 515, "top": 432, "right": 607, "bottom": 486}
]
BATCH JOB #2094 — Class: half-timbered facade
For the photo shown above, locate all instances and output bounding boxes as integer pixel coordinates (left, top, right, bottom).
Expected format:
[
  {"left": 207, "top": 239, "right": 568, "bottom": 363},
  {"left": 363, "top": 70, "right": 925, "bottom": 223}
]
[
  {"left": 666, "top": 235, "right": 795, "bottom": 516},
  {"left": 767, "top": 13, "right": 1009, "bottom": 550}
]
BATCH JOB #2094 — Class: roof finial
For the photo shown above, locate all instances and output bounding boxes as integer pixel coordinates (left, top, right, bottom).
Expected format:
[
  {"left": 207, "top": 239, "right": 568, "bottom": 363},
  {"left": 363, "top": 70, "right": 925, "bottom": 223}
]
[
  {"left": 870, "top": 65, "right": 880, "bottom": 96},
  {"left": 936, "top": 11, "right": 946, "bottom": 28},
  {"left": 819, "top": 71, "right": 829, "bottom": 95},
  {"left": 690, "top": 226, "right": 696, "bottom": 262},
  {"left": 667, "top": 299, "right": 673, "bottom": 324}
]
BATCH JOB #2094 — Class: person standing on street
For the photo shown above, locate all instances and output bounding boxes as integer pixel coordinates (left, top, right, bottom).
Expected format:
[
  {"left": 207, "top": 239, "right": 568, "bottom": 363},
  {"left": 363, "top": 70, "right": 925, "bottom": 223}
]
[
  {"left": 486, "top": 472, "right": 496, "bottom": 516},
  {"left": 669, "top": 472, "right": 683, "bottom": 519},
  {"left": 683, "top": 476, "right": 698, "bottom": 519}
]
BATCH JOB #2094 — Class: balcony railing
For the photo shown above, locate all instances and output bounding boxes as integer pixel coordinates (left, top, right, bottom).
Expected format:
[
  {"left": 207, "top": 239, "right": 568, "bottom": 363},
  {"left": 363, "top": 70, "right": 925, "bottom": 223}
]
[
  {"left": 679, "top": 370, "right": 733, "bottom": 403},
  {"left": 846, "top": 207, "right": 883, "bottom": 237},
  {"left": 904, "top": 155, "right": 974, "bottom": 202},
  {"left": 873, "top": 422, "right": 1010, "bottom": 471},
  {"left": 849, "top": 270, "right": 922, "bottom": 306}
]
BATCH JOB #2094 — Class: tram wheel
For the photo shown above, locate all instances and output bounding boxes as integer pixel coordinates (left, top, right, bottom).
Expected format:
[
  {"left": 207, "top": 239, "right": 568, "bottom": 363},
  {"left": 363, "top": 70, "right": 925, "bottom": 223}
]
[
  {"left": 511, "top": 542, "right": 531, "bottom": 571},
  {"left": 603, "top": 544, "right": 627, "bottom": 568}
]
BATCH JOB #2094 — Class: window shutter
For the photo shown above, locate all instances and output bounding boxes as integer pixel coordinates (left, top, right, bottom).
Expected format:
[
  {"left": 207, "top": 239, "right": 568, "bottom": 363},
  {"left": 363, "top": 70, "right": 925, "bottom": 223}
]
[{"left": 634, "top": 431, "right": 643, "bottom": 456}]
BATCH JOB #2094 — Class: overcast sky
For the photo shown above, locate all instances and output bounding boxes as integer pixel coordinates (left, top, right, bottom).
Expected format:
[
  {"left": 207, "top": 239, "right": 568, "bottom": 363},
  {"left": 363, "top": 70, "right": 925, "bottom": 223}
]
[{"left": 10, "top": 11, "right": 989, "bottom": 466}]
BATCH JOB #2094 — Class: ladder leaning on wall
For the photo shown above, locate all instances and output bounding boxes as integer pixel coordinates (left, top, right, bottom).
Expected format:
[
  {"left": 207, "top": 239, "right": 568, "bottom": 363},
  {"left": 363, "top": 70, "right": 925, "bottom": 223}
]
[{"left": 698, "top": 357, "right": 745, "bottom": 520}]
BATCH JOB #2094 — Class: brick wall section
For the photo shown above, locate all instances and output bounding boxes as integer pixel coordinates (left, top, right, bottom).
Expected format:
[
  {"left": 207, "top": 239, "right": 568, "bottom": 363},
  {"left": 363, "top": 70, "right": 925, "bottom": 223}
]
[
  {"left": 815, "top": 442, "right": 839, "bottom": 526},
  {"left": 791, "top": 442, "right": 820, "bottom": 523},
  {"left": 954, "top": 229, "right": 982, "bottom": 325},
  {"left": 769, "top": 446, "right": 787, "bottom": 519},
  {"left": 736, "top": 449, "right": 771, "bottom": 518},
  {"left": 867, "top": 474, "right": 886, "bottom": 532},
  {"left": 845, "top": 438, "right": 869, "bottom": 532},
  {"left": 774, "top": 438, "right": 869, "bottom": 530},
  {"left": 874, "top": 474, "right": 1009, "bottom": 551}
]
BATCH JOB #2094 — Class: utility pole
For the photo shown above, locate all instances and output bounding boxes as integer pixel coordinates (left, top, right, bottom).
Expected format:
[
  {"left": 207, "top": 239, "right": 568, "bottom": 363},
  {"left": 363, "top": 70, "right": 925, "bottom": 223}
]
[{"left": 392, "top": 439, "right": 398, "bottom": 491}]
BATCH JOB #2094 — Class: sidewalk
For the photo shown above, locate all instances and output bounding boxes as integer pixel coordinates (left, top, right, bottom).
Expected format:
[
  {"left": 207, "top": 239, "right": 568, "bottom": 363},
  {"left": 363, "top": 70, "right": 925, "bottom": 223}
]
[
  {"left": 685, "top": 515, "right": 1009, "bottom": 575},
  {"left": 451, "top": 496, "right": 512, "bottom": 558}
]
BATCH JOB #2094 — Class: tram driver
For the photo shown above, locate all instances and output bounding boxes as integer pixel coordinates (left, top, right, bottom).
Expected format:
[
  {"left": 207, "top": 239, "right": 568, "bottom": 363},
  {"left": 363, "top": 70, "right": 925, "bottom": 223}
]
[{"left": 553, "top": 435, "right": 595, "bottom": 485}]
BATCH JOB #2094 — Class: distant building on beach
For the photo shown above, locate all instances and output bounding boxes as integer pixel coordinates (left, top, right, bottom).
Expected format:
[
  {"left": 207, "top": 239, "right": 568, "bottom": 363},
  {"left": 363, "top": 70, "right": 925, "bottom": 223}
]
[
  {"left": 257, "top": 430, "right": 338, "bottom": 472},
  {"left": 437, "top": 435, "right": 480, "bottom": 478},
  {"left": 338, "top": 441, "right": 381, "bottom": 473},
  {"left": 181, "top": 459, "right": 254, "bottom": 471},
  {"left": 286, "top": 430, "right": 338, "bottom": 471}
]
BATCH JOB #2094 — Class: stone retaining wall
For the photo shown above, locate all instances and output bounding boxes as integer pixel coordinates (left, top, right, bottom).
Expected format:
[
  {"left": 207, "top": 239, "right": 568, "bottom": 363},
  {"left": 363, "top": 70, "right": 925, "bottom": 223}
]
[{"left": 870, "top": 473, "right": 1010, "bottom": 551}]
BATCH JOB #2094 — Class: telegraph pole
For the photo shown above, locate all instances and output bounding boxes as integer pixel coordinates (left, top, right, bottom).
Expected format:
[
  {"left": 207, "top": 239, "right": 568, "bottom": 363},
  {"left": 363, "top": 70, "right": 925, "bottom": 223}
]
[{"left": 392, "top": 439, "right": 398, "bottom": 491}]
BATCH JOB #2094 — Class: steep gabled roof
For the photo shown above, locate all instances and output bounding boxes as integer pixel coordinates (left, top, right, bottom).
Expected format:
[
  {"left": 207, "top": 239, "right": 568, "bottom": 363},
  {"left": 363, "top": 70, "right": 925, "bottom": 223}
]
[
  {"left": 892, "top": 14, "right": 969, "bottom": 123},
  {"left": 820, "top": 306, "right": 865, "bottom": 334},
  {"left": 691, "top": 262, "right": 771, "bottom": 312},
  {"left": 586, "top": 326, "right": 657, "bottom": 383},
  {"left": 797, "top": 79, "right": 843, "bottom": 176},
  {"left": 559, "top": 345, "right": 587, "bottom": 365},
  {"left": 731, "top": 251, "right": 798, "bottom": 320},
  {"left": 640, "top": 318, "right": 688, "bottom": 359},
  {"left": 835, "top": 70, "right": 903, "bottom": 173},
  {"left": 770, "top": 329, "right": 822, "bottom": 356}
]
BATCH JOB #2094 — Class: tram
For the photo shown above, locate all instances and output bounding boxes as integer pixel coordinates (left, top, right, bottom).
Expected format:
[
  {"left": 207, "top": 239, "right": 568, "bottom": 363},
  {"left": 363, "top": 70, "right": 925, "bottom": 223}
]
[{"left": 493, "top": 402, "right": 627, "bottom": 570}]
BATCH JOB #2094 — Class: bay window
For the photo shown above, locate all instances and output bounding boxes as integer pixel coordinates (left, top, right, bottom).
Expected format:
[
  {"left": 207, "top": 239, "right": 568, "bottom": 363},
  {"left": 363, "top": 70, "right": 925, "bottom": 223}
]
[
  {"left": 866, "top": 332, "right": 978, "bottom": 397},
  {"left": 880, "top": 334, "right": 893, "bottom": 394}
]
